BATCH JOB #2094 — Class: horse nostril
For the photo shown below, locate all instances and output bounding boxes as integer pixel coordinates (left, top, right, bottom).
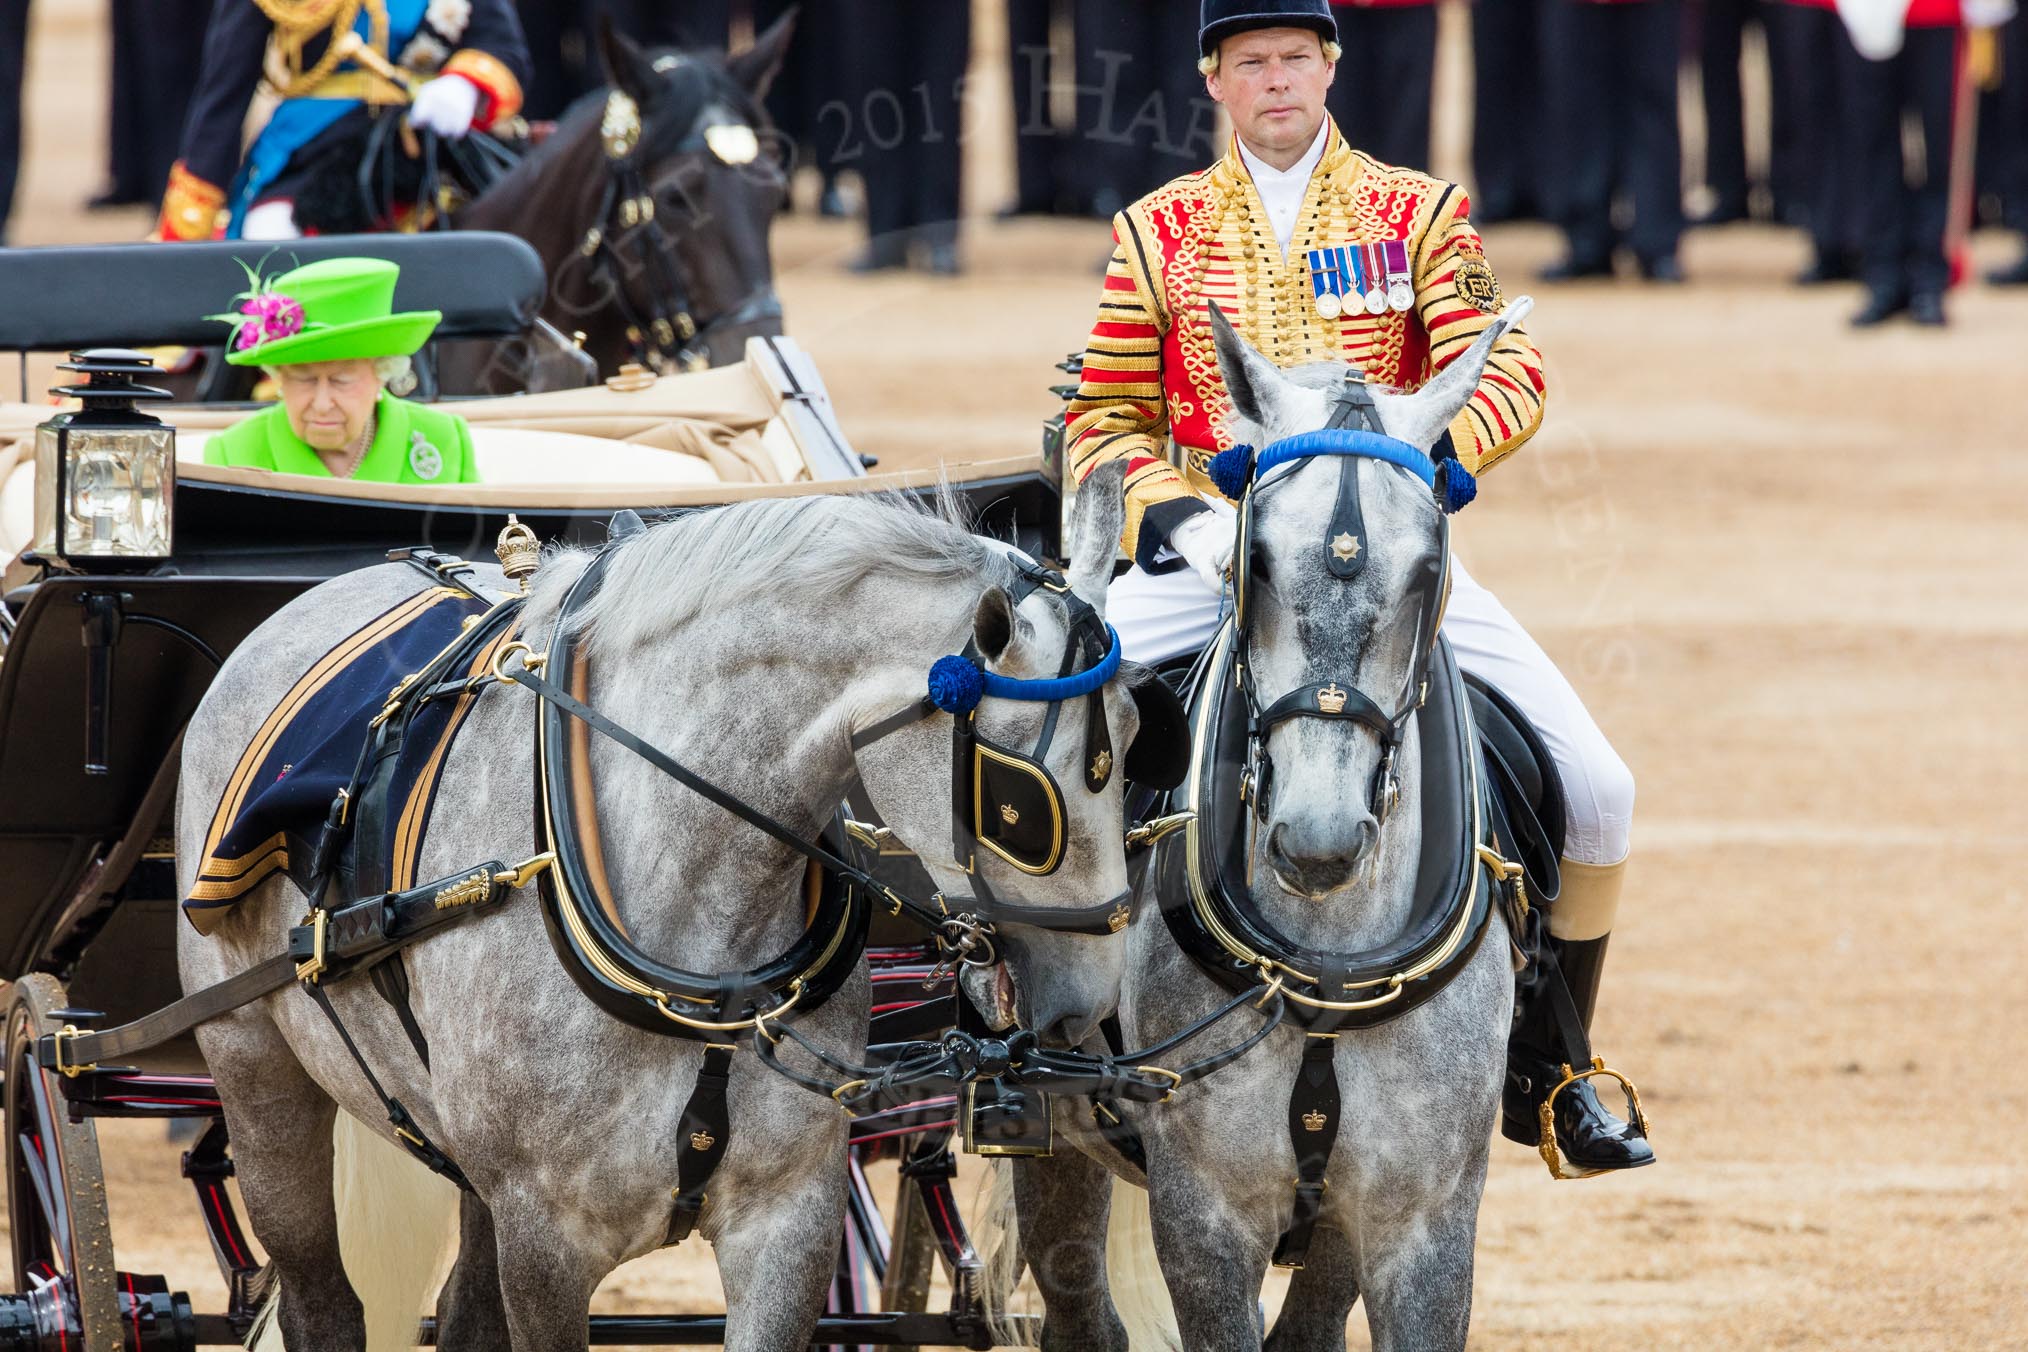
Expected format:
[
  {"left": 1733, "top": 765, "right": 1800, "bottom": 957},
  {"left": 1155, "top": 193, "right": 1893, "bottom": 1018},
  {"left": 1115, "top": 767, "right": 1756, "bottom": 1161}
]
[{"left": 1347, "top": 816, "right": 1379, "bottom": 863}]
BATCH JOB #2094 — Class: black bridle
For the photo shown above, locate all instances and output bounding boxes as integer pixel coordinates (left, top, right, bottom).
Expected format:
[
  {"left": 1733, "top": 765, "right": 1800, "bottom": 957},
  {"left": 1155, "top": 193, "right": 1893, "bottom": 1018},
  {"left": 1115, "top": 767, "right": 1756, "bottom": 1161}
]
[
  {"left": 1233, "top": 373, "right": 1455, "bottom": 835},
  {"left": 849, "top": 558, "right": 1137, "bottom": 939},
  {"left": 577, "top": 89, "right": 783, "bottom": 373}
]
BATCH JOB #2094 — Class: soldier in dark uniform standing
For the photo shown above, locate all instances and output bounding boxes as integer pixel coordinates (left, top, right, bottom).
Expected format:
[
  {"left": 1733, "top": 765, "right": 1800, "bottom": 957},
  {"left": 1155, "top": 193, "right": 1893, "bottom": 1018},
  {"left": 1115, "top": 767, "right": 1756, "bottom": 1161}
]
[
  {"left": 1472, "top": 0, "right": 1553, "bottom": 223},
  {"left": 1840, "top": 0, "right": 1969, "bottom": 325},
  {"left": 843, "top": 0, "right": 970, "bottom": 273},
  {"left": 1324, "top": 0, "right": 1438, "bottom": 172},
  {"left": 98, "top": 0, "right": 213, "bottom": 209},
  {"left": 1072, "top": 0, "right": 1207, "bottom": 217},
  {"left": 1696, "top": 0, "right": 1761, "bottom": 223},
  {"left": 752, "top": 0, "right": 848, "bottom": 216},
  {"left": 0, "top": 0, "right": 25, "bottom": 243},
  {"left": 1772, "top": 0, "right": 1859, "bottom": 282},
  {"left": 1541, "top": 0, "right": 1686, "bottom": 281},
  {"left": 1986, "top": 8, "right": 2028, "bottom": 283},
  {"left": 1006, "top": 0, "right": 1072, "bottom": 215}
]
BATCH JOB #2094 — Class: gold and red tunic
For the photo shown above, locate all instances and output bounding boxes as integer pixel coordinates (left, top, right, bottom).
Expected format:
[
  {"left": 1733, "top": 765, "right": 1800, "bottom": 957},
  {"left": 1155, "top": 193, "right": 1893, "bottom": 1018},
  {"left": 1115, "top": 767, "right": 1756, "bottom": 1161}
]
[{"left": 1067, "top": 119, "right": 1547, "bottom": 562}]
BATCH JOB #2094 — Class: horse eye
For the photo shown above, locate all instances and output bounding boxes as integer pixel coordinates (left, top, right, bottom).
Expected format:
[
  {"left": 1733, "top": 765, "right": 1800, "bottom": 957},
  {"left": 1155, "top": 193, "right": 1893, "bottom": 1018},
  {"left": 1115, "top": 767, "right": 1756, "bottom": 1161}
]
[{"left": 1249, "top": 541, "right": 1272, "bottom": 588}]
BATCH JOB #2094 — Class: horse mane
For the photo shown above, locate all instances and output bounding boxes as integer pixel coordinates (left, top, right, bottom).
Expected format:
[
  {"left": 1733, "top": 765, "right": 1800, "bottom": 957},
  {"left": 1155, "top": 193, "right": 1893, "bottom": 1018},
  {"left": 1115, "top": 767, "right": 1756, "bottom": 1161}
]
[{"left": 524, "top": 490, "right": 1016, "bottom": 657}]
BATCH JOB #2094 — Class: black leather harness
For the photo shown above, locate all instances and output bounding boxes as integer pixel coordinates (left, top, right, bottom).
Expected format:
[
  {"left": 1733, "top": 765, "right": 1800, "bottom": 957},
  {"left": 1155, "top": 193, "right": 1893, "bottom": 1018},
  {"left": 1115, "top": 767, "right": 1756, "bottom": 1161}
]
[{"left": 1133, "top": 384, "right": 1527, "bottom": 1268}]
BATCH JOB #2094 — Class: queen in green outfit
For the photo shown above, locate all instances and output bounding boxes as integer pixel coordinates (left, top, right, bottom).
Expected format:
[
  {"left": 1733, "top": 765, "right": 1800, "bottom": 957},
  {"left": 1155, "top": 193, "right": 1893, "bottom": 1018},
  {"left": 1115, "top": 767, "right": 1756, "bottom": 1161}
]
[{"left": 205, "top": 258, "right": 479, "bottom": 485}]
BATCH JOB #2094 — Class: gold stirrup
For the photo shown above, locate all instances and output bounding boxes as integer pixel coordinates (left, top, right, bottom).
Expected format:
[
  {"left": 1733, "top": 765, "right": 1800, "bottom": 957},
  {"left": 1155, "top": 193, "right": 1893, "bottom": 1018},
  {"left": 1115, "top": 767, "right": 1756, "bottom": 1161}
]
[{"left": 1535, "top": 1056, "right": 1652, "bottom": 1180}]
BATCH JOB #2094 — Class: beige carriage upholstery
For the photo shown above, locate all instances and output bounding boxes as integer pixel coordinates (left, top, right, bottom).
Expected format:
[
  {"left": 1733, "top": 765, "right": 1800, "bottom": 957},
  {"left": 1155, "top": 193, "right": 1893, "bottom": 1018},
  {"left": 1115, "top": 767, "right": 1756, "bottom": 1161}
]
[{"left": 0, "top": 336, "right": 863, "bottom": 556}]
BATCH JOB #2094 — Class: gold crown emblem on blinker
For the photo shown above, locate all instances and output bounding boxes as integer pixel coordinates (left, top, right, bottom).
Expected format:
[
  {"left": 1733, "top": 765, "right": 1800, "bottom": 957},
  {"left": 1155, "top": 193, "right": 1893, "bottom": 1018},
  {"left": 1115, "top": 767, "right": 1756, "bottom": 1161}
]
[
  {"left": 1301, "top": 1109, "right": 1328, "bottom": 1132},
  {"left": 495, "top": 514, "right": 540, "bottom": 593},
  {"left": 689, "top": 1130, "right": 716, "bottom": 1151},
  {"left": 1317, "top": 684, "right": 1348, "bottom": 715},
  {"left": 999, "top": 804, "right": 1021, "bottom": 826},
  {"left": 1107, "top": 903, "right": 1131, "bottom": 933},
  {"left": 602, "top": 89, "right": 642, "bottom": 159}
]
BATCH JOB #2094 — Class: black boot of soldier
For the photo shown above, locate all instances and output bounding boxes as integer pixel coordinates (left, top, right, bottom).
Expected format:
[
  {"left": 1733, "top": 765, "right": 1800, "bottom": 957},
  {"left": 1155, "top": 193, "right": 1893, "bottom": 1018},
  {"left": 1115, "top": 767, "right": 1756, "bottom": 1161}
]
[{"left": 1501, "top": 931, "right": 1655, "bottom": 1178}]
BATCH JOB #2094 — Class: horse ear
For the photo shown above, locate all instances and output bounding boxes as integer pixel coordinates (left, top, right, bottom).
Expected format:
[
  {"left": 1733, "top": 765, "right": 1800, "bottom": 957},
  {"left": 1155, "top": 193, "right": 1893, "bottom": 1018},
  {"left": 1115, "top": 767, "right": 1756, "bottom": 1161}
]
[
  {"left": 1062, "top": 461, "right": 1124, "bottom": 618},
  {"left": 973, "top": 586, "right": 1020, "bottom": 663},
  {"left": 597, "top": 13, "right": 659, "bottom": 104},
  {"left": 1208, "top": 300, "right": 1280, "bottom": 432},
  {"left": 729, "top": 9, "right": 796, "bottom": 103},
  {"left": 1370, "top": 296, "right": 1534, "bottom": 453}
]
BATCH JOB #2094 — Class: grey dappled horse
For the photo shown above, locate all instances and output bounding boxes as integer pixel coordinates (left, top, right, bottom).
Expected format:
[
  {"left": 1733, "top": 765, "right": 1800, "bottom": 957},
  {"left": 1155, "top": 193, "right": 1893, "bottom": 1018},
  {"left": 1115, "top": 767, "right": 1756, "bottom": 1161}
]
[
  {"left": 990, "top": 302, "right": 1537, "bottom": 1352},
  {"left": 176, "top": 473, "right": 1140, "bottom": 1352}
]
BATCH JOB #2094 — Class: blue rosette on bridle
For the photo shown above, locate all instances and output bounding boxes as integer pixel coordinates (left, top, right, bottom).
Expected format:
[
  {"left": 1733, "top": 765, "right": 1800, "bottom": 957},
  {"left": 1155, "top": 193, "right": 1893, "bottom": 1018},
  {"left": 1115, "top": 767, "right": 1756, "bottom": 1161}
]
[{"left": 926, "top": 628, "right": 1124, "bottom": 714}]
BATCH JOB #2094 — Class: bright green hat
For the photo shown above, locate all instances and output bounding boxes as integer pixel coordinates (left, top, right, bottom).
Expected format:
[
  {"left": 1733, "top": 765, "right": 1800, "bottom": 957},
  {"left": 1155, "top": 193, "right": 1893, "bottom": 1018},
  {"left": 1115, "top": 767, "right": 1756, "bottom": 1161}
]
[{"left": 217, "top": 257, "right": 443, "bottom": 367}]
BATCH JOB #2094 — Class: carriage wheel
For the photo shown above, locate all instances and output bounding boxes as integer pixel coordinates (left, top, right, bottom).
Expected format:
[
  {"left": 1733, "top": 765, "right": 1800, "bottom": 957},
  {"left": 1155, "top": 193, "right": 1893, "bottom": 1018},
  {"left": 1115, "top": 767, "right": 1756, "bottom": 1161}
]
[{"left": 6, "top": 973, "right": 125, "bottom": 1347}]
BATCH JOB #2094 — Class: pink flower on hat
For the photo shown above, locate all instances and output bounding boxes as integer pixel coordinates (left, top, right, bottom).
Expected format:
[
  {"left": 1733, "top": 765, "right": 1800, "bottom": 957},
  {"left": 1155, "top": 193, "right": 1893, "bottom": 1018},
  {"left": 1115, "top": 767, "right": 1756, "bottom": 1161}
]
[{"left": 234, "top": 292, "right": 304, "bottom": 350}]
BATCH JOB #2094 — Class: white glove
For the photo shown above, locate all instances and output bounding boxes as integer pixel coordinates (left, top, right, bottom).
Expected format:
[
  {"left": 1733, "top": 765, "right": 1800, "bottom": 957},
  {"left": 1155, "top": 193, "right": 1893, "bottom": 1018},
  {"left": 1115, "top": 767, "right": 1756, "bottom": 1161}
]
[
  {"left": 408, "top": 74, "right": 481, "bottom": 138},
  {"left": 1167, "top": 502, "right": 1237, "bottom": 596}
]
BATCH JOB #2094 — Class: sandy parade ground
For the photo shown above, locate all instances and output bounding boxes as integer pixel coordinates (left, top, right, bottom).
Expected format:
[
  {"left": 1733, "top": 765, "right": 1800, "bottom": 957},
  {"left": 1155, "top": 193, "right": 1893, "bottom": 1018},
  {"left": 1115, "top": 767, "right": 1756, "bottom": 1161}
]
[{"left": 5, "top": 0, "right": 2028, "bottom": 1347}]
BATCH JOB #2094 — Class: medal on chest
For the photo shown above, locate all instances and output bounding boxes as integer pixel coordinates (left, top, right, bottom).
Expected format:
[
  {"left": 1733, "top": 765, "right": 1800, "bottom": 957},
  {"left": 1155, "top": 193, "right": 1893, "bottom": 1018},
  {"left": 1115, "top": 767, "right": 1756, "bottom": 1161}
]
[
  {"left": 1309, "top": 240, "right": 1417, "bottom": 321},
  {"left": 1306, "top": 246, "right": 1348, "bottom": 319}
]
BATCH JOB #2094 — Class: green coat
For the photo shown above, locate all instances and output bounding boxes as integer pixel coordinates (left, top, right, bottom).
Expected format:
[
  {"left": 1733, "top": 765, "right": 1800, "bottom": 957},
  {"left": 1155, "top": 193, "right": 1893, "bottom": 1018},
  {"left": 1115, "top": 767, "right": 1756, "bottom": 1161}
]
[{"left": 203, "top": 395, "right": 480, "bottom": 485}]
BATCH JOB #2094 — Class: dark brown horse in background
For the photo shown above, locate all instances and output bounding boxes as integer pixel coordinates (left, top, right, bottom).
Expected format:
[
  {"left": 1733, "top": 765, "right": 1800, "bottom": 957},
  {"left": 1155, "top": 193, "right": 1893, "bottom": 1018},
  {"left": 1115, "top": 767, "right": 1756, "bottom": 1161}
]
[{"left": 441, "top": 16, "right": 795, "bottom": 393}]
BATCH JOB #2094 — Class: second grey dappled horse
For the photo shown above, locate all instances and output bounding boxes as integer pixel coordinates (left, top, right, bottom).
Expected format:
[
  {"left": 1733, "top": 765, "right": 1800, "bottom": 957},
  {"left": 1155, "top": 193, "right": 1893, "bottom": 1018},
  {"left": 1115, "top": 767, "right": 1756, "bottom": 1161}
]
[
  {"left": 991, "top": 301, "right": 1536, "bottom": 1352},
  {"left": 176, "top": 472, "right": 1142, "bottom": 1352}
]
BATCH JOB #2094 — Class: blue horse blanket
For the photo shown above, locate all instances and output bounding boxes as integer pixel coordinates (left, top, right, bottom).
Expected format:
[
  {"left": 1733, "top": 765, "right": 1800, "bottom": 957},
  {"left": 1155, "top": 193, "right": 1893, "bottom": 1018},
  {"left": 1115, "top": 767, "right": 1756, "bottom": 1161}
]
[{"left": 185, "top": 585, "right": 512, "bottom": 934}]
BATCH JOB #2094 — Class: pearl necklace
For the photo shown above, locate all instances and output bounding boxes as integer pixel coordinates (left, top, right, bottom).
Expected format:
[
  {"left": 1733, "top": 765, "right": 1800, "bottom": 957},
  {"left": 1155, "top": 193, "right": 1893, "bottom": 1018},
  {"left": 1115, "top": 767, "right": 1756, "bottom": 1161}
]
[{"left": 321, "top": 411, "right": 377, "bottom": 480}]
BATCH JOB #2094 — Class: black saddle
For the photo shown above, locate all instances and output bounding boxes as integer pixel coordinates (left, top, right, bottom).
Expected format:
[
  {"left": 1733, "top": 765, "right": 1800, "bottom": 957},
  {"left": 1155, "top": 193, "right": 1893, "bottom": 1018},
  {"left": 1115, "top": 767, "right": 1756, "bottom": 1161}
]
[{"left": 1464, "top": 673, "right": 1567, "bottom": 907}]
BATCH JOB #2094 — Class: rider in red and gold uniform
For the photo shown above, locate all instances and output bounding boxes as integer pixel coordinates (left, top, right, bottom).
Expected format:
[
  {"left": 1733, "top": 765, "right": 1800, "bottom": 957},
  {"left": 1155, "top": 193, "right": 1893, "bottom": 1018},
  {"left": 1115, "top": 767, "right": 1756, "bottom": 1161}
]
[{"left": 1070, "top": 0, "right": 1652, "bottom": 1178}]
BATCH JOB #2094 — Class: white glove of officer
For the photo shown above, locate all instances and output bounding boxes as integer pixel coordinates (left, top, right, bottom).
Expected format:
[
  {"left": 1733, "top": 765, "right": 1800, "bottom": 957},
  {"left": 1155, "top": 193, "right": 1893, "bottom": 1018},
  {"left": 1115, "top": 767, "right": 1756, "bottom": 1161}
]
[
  {"left": 1167, "top": 500, "right": 1238, "bottom": 596},
  {"left": 408, "top": 74, "right": 482, "bottom": 139}
]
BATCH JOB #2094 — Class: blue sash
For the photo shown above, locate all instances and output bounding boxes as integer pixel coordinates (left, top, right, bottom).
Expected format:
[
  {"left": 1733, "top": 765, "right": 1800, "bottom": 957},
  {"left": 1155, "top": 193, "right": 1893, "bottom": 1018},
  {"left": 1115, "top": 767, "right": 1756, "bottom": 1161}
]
[{"left": 227, "top": 0, "right": 429, "bottom": 235}]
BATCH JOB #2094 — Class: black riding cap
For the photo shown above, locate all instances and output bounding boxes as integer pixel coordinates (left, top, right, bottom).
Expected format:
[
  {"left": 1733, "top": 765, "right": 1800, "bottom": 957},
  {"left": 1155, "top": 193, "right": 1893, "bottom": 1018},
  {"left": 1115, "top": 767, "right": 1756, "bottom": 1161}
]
[{"left": 1199, "top": 0, "right": 1340, "bottom": 56}]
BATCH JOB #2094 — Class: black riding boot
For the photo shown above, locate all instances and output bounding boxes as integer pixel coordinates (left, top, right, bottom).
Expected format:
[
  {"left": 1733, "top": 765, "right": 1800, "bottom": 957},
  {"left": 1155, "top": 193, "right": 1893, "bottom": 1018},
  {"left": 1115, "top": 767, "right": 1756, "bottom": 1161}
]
[{"left": 1501, "top": 859, "right": 1654, "bottom": 1178}]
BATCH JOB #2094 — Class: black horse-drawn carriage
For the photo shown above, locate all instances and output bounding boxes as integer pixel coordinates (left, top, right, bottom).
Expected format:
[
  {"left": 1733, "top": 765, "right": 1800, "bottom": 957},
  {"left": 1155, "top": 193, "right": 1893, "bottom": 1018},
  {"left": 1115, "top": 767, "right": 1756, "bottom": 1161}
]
[{"left": 0, "top": 234, "right": 1068, "bottom": 1348}]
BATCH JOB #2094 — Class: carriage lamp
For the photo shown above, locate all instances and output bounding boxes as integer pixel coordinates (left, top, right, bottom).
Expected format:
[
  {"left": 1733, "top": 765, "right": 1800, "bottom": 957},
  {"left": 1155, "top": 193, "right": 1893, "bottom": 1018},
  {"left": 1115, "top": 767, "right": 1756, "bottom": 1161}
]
[{"left": 31, "top": 349, "right": 176, "bottom": 566}]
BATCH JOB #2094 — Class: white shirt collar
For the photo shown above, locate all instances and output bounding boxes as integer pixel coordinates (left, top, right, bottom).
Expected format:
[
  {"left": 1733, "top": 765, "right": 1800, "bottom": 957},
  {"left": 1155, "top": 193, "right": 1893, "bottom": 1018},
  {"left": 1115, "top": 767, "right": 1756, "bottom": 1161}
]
[{"left": 1236, "top": 119, "right": 1331, "bottom": 257}]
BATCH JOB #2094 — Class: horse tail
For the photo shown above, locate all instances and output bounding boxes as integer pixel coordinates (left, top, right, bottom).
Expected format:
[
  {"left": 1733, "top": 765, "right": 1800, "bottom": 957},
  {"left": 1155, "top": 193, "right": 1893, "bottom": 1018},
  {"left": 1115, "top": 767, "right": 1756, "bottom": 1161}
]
[
  {"left": 243, "top": 1113, "right": 460, "bottom": 1350},
  {"left": 972, "top": 1157, "right": 1031, "bottom": 1346},
  {"left": 1105, "top": 1178, "right": 1182, "bottom": 1352}
]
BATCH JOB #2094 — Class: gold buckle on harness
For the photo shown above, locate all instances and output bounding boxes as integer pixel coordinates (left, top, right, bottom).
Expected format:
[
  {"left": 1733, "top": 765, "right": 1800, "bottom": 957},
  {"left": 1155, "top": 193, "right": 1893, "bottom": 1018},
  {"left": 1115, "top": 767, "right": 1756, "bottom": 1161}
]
[
  {"left": 52, "top": 1025, "right": 97, "bottom": 1079},
  {"left": 492, "top": 852, "right": 557, "bottom": 890},
  {"left": 487, "top": 642, "right": 548, "bottom": 687},
  {"left": 1475, "top": 845, "right": 1528, "bottom": 916},
  {"left": 1124, "top": 811, "right": 1196, "bottom": 849},
  {"left": 1535, "top": 1056, "right": 1652, "bottom": 1180},
  {"left": 295, "top": 909, "right": 330, "bottom": 984}
]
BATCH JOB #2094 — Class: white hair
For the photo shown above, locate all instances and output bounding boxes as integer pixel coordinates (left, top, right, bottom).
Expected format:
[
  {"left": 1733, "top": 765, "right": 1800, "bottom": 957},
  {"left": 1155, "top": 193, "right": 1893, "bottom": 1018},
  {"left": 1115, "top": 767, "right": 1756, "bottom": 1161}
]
[
  {"left": 524, "top": 490, "right": 1016, "bottom": 658},
  {"left": 259, "top": 354, "right": 416, "bottom": 395},
  {"left": 1197, "top": 34, "right": 1342, "bottom": 76}
]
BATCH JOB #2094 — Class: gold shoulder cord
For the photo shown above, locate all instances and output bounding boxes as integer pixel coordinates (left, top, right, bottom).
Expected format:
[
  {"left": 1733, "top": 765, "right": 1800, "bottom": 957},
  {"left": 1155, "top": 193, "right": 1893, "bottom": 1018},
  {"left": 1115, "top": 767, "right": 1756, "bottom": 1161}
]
[{"left": 254, "top": 0, "right": 391, "bottom": 98}]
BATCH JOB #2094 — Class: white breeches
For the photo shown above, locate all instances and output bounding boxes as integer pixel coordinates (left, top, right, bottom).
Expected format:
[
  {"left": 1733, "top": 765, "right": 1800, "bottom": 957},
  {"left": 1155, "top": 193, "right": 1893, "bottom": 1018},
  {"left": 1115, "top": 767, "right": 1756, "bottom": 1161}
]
[{"left": 1108, "top": 554, "right": 1634, "bottom": 865}]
